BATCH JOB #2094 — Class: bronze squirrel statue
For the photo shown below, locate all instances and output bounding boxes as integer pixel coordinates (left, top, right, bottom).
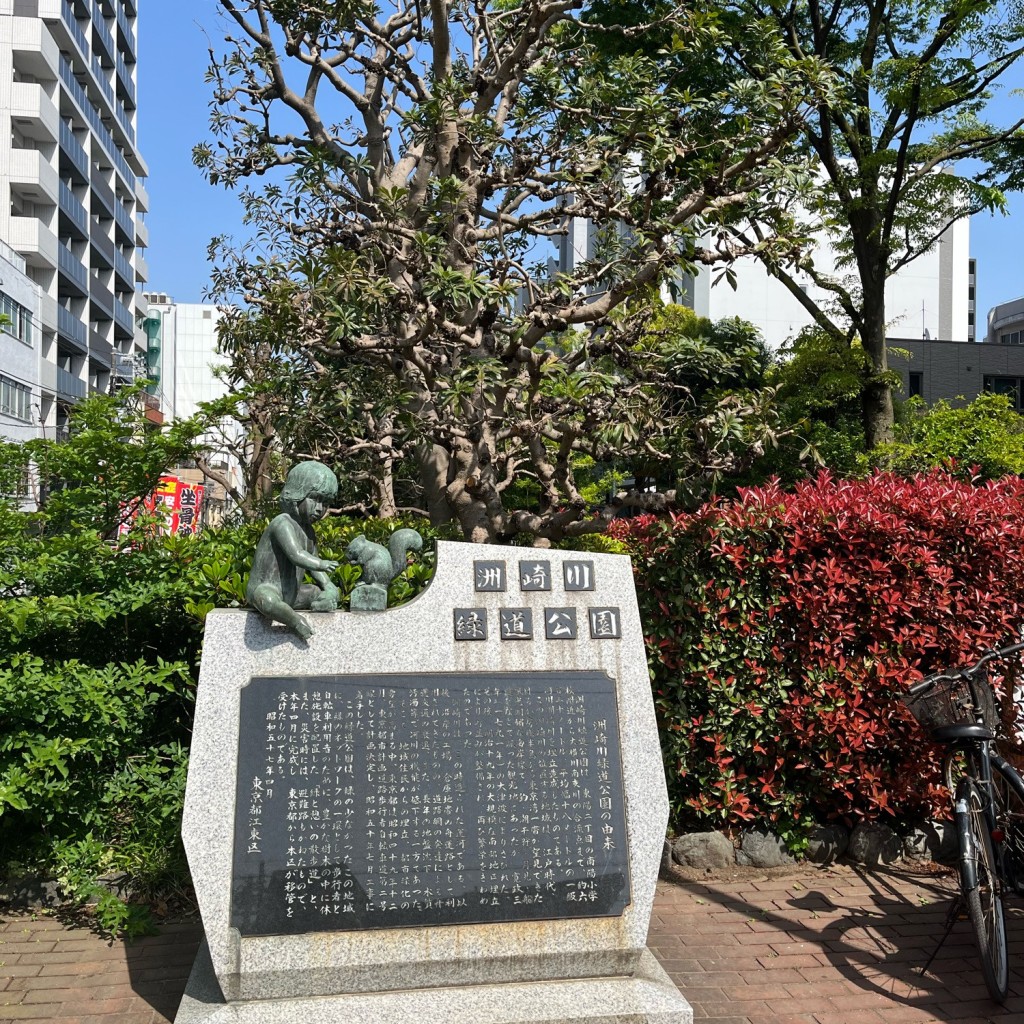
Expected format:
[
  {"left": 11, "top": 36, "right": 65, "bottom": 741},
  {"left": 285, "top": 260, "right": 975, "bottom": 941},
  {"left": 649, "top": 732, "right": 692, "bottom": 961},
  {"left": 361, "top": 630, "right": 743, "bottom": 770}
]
[{"left": 345, "top": 528, "right": 423, "bottom": 587}]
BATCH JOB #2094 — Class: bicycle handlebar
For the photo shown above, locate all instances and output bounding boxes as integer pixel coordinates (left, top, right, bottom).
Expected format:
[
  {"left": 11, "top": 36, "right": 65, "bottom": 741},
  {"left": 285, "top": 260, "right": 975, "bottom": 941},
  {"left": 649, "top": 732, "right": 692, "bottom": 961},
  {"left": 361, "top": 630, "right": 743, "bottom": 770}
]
[{"left": 907, "top": 641, "right": 1024, "bottom": 697}]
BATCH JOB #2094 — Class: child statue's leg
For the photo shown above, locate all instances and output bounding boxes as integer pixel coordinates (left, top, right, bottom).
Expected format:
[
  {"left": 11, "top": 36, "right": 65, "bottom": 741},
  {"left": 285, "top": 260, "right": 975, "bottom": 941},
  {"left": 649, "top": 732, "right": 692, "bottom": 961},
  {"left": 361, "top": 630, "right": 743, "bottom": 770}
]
[{"left": 249, "top": 583, "right": 314, "bottom": 640}]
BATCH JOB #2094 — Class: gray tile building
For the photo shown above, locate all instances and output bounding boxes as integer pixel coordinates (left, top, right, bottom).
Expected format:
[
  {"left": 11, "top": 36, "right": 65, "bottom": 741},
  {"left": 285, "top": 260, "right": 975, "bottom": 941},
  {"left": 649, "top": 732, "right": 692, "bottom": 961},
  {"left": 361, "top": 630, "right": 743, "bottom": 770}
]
[{"left": 889, "top": 335, "right": 1024, "bottom": 410}]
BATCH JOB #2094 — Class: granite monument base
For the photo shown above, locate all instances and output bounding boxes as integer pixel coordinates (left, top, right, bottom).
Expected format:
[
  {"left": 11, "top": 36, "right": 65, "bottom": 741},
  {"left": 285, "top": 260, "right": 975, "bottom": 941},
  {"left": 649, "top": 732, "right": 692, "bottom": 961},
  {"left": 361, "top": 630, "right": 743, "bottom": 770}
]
[
  {"left": 178, "top": 543, "right": 692, "bottom": 1024},
  {"left": 175, "top": 939, "right": 691, "bottom": 1024}
]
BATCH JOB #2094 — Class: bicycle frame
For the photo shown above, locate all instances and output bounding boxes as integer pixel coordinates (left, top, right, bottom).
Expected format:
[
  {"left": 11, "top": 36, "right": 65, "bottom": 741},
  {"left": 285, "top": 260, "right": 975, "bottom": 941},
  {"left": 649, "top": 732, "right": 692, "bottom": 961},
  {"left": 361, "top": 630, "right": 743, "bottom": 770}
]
[{"left": 953, "top": 740, "right": 996, "bottom": 894}]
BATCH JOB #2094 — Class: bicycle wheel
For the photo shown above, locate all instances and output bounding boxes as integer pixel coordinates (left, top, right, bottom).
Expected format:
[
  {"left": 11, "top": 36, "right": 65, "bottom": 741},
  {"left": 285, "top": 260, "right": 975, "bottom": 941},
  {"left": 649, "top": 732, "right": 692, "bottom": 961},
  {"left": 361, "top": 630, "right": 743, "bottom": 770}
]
[
  {"left": 991, "top": 758, "right": 1024, "bottom": 896},
  {"left": 956, "top": 776, "right": 1009, "bottom": 1002},
  {"left": 943, "top": 748, "right": 968, "bottom": 796}
]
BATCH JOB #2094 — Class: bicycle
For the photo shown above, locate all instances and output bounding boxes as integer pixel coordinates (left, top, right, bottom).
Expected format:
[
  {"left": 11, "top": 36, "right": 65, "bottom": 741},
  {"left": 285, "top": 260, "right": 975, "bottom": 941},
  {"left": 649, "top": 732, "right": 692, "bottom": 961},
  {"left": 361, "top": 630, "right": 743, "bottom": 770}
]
[{"left": 902, "top": 641, "right": 1024, "bottom": 1003}]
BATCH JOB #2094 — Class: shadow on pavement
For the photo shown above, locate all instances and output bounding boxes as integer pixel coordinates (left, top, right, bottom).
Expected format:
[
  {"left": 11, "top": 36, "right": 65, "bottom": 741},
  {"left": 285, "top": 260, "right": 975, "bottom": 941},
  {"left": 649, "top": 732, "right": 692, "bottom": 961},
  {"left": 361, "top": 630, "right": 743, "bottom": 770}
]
[
  {"left": 661, "top": 862, "right": 1024, "bottom": 1020},
  {"left": 124, "top": 920, "right": 203, "bottom": 1022}
]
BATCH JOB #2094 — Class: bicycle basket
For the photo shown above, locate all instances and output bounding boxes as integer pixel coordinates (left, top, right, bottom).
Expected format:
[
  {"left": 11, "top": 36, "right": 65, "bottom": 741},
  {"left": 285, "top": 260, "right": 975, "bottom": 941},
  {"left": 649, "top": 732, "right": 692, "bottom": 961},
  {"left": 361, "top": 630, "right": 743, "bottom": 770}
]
[{"left": 903, "top": 670, "right": 999, "bottom": 735}]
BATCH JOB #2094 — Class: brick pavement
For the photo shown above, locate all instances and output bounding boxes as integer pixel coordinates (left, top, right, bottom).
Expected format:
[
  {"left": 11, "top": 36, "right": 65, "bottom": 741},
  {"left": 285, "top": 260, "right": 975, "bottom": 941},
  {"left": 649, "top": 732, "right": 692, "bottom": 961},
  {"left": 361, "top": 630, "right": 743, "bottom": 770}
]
[{"left": 2, "top": 862, "right": 1020, "bottom": 1024}]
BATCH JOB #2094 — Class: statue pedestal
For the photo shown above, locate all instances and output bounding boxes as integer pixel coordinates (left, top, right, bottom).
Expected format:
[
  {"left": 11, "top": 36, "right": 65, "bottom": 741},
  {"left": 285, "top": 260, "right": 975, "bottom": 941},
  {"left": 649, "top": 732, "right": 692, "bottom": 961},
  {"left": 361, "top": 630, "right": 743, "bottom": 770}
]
[{"left": 350, "top": 583, "right": 388, "bottom": 612}]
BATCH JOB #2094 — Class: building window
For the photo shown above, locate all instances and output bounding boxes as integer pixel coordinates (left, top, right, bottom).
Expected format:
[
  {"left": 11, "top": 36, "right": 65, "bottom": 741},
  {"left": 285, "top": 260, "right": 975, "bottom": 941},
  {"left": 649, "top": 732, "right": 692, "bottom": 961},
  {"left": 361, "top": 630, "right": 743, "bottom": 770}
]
[
  {"left": 0, "top": 374, "right": 32, "bottom": 421},
  {"left": 0, "top": 292, "right": 33, "bottom": 347},
  {"left": 908, "top": 372, "right": 923, "bottom": 398},
  {"left": 984, "top": 376, "right": 1024, "bottom": 411}
]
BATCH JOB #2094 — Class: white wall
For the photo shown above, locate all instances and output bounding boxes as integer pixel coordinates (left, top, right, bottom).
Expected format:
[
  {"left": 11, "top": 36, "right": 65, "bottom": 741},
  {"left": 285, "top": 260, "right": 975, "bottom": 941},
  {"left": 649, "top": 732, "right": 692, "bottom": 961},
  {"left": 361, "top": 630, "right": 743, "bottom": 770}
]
[{"left": 691, "top": 216, "right": 971, "bottom": 348}]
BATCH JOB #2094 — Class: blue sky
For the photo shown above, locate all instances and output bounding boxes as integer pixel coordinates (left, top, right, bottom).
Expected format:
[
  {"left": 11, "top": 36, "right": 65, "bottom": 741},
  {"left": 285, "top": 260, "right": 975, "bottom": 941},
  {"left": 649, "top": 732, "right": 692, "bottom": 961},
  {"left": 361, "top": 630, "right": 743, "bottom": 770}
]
[{"left": 138, "top": 3, "right": 1024, "bottom": 330}]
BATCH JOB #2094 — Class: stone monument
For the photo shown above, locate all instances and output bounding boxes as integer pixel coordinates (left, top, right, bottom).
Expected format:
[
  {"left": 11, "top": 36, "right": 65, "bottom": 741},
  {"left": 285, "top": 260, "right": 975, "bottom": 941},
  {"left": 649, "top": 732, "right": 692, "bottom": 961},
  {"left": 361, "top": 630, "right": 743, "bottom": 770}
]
[{"left": 177, "top": 541, "right": 692, "bottom": 1023}]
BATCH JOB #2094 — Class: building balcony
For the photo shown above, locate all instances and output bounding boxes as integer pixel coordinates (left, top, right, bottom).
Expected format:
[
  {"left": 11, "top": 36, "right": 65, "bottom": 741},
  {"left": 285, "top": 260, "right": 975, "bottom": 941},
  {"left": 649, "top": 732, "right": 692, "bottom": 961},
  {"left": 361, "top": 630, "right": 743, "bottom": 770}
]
[
  {"left": 115, "top": 52, "right": 136, "bottom": 107},
  {"left": 92, "top": 12, "right": 115, "bottom": 64},
  {"left": 91, "top": 54, "right": 115, "bottom": 107},
  {"left": 10, "top": 149, "right": 59, "bottom": 206},
  {"left": 57, "top": 305, "right": 88, "bottom": 354},
  {"left": 135, "top": 218, "right": 148, "bottom": 248},
  {"left": 59, "top": 0, "right": 89, "bottom": 58},
  {"left": 8, "top": 216, "right": 59, "bottom": 271},
  {"left": 90, "top": 228, "right": 115, "bottom": 269},
  {"left": 134, "top": 177, "right": 149, "bottom": 214},
  {"left": 57, "top": 243, "right": 89, "bottom": 297},
  {"left": 91, "top": 173, "right": 115, "bottom": 217},
  {"left": 10, "top": 14, "right": 60, "bottom": 80},
  {"left": 11, "top": 82, "right": 59, "bottom": 143},
  {"left": 56, "top": 366, "right": 87, "bottom": 402},
  {"left": 116, "top": 4, "right": 136, "bottom": 58},
  {"left": 115, "top": 101, "right": 135, "bottom": 146},
  {"left": 113, "top": 200, "right": 134, "bottom": 243},
  {"left": 40, "top": 359, "right": 58, "bottom": 395},
  {"left": 135, "top": 252, "right": 149, "bottom": 284},
  {"left": 39, "top": 292, "right": 59, "bottom": 333},
  {"left": 113, "top": 295, "right": 134, "bottom": 337},
  {"left": 57, "top": 55, "right": 137, "bottom": 191},
  {"left": 90, "top": 276, "right": 115, "bottom": 321},
  {"left": 113, "top": 250, "right": 133, "bottom": 290},
  {"left": 59, "top": 121, "right": 90, "bottom": 183},
  {"left": 89, "top": 331, "right": 113, "bottom": 370},
  {"left": 58, "top": 181, "right": 89, "bottom": 238}
]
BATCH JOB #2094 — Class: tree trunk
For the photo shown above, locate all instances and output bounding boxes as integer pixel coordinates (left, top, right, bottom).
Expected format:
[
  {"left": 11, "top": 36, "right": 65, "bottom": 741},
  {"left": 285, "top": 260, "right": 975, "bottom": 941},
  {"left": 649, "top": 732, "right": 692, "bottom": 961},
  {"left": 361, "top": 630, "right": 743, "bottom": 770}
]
[
  {"left": 418, "top": 443, "right": 454, "bottom": 526},
  {"left": 862, "top": 378, "right": 895, "bottom": 449},
  {"left": 858, "top": 271, "right": 895, "bottom": 449}
]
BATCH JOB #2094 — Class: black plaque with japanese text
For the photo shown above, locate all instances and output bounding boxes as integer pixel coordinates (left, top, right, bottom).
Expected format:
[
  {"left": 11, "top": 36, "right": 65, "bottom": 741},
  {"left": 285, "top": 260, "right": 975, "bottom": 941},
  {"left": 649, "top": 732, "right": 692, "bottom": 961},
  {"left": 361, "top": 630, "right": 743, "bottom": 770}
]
[{"left": 230, "top": 671, "right": 630, "bottom": 936}]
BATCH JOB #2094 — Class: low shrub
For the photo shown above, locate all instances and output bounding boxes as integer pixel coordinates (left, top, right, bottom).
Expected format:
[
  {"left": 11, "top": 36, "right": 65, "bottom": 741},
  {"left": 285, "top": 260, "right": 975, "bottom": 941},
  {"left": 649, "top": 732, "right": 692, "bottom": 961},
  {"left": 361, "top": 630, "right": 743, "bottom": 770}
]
[
  {"left": 0, "top": 502, "right": 442, "bottom": 935},
  {"left": 613, "top": 470, "right": 1024, "bottom": 844}
]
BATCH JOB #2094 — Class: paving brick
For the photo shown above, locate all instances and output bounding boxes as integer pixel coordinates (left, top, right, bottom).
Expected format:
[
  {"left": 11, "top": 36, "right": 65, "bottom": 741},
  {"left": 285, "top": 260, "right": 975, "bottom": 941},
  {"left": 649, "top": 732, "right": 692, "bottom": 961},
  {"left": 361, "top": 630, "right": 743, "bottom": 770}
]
[
  {"left": 811, "top": 1010, "right": 886, "bottom": 1024},
  {"left": 0, "top": 1002, "right": 67, "bottom": 1019},
  {"left": 0, "top": 966, "right": 42, "bottom": 979},
  {"left": 1, "top": 866, "right": 1017, "bottom": 1024},
  {"left": 0, "top": 942, "right": 58, "bottom": 956}
]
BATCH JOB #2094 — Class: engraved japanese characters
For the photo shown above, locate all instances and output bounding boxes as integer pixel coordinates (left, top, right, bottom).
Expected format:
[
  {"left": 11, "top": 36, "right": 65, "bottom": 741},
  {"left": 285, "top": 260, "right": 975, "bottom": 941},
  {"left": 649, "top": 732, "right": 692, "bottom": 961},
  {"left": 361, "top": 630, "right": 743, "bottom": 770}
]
[{"left": 231, "top": 672, "right": 628, "bottom": 934}]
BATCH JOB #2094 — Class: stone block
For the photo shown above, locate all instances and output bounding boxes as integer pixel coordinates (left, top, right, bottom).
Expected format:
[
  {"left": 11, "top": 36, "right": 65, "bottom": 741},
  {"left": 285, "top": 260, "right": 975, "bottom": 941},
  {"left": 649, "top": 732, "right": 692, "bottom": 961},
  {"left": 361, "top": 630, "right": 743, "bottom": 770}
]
[
  {"left": 671, "top": 832, "right": 735, "bottom": 870},
  {"left": 847, "top": 822, "right": 902, "bottom": 866},
  {"left": 177, "top": 541, "right": 691, "bottom": 1024},
  {"left": 735, "top": 826, "right": 794, "bottom": 868},
  {"left": 804, "top": 824, "right": 849, "bottom": 865}
]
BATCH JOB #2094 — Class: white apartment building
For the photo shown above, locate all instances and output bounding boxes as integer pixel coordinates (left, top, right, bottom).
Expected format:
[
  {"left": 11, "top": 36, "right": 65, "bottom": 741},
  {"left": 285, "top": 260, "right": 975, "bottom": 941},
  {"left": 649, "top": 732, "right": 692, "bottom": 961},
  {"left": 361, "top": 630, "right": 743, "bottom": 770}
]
[
  {"left": 0, "top": 237, "right": 43, "bottom": 445},
  {"left": 142, "top": 293, "right": 243, "bottom": 515},
  {"left": 141, "top": 294, "right": 225, "bottom": 422},
  {"left": 559, "top": 202, "right": 973, "bottom": 349},
  {"left": 0, "top": 0, "right": 149, "bottom": 435},
  {"left": 686, "top": 218, "right": 972, "bottom": 348}
]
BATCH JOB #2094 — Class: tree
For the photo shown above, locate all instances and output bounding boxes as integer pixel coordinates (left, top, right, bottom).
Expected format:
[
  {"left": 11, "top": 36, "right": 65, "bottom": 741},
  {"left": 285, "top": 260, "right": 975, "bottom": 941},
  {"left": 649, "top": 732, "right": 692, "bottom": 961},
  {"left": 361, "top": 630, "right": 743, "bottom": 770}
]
[
  {"left": 718, "top": 0, "right": 1024, "bottom": 447},
  {"left": 874, "top": 391, "right": 1024, "bottom": 479},
  {"left": 0, "top": 386, "right": 202, "bottom": 538},
  {"left": 195, "top": 0, "right": 834, "bottom": 542}
]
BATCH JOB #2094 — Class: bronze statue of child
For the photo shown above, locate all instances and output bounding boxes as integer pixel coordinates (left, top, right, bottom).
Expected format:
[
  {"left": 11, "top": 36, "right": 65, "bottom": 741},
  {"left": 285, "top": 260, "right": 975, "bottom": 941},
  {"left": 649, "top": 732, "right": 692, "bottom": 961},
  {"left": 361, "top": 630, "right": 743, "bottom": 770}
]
[{"left": 246, "top": 461, "right": 340, "bottom": 639}]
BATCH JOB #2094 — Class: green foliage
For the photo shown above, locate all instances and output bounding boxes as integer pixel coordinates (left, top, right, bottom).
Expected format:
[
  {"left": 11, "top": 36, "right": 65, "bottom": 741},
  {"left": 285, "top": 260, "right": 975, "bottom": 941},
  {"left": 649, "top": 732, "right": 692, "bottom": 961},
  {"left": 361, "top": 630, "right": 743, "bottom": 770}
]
[
  {"left": 0, "top": 398, "right": 445, "bottom": 934},
  {"left": 199, "top": 0, "right": 837, "bottom": 541},
  {"left": 770, "top": 328, "right": 868, "bottom": 426},
  {"left": 873, "top": 392, "right": 1024, "bottom": 480},
  {"left": 4, "top": 386, "right": 202, "bottom": 537},
  {"left": 0, "top": 657, "right": 191, "bottom": 937}
]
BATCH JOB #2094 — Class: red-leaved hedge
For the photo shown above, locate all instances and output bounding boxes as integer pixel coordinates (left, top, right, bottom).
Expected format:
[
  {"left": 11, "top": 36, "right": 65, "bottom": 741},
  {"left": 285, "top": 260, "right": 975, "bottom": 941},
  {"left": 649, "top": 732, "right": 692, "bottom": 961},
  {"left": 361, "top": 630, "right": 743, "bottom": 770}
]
[{"left": 611, "top": 471, "right": 1024, "bottom": 841}]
